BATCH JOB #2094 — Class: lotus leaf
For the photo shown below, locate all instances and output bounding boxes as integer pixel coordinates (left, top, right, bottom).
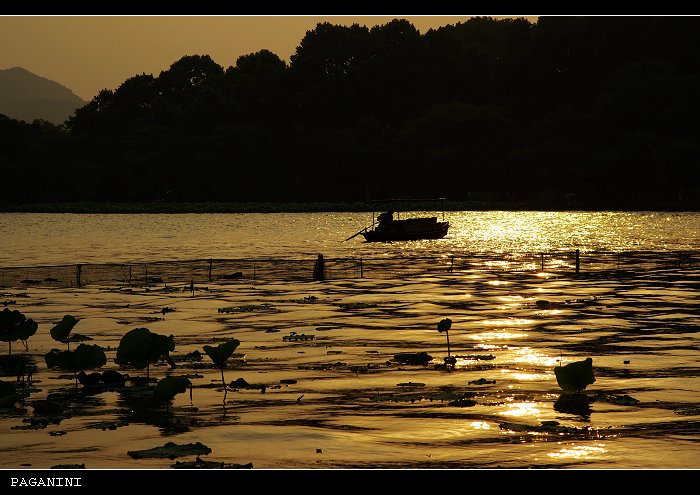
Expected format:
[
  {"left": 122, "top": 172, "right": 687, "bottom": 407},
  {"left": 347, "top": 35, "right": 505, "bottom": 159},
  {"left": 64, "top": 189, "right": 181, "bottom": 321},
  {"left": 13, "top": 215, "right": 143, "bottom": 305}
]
[
  {"left": 153, "top": 376, "right": 191, "bottom": 402},
  {"left": 101, "top": 370, "right": 127, "bottom": 387},
  {"left": 50, "top": 315, "right": 80, "bottom": 343},
  {"left": 44, "top": 344, "right": 107, "bottom": 373},
  {"left": 171, "top": 458, "right": 253, "bottom": 469},
  {"left": 77, "top": 371, "right": 102, "bottom": 387},
  {"left": 127, "top": 441, "right": 211, "bottom": 459},
  {"left": 393, "top": 352, "right": 433, "bottom": 365},
  {"left": 437, "top": 318, "right": 452, "bottom": 332},
  {"left": 203, "top": 339, "right": 240, "bottom": 367},
  {"left": 115, "top": 328, "right": 175, "bottom": 370},
  {"left": 554, "top": 357, "right": 596, "bottom": 393},
  {"left": 0, "top": 308, "right": 38, "bottom": 353}
]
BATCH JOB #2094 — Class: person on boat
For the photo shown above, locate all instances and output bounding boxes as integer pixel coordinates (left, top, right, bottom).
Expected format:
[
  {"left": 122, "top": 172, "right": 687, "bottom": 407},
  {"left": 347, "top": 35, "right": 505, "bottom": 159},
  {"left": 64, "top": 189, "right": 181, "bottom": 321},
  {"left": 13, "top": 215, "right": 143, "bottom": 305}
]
[{"left": 377, "top": 210, "right": 395, "bottom": 230}]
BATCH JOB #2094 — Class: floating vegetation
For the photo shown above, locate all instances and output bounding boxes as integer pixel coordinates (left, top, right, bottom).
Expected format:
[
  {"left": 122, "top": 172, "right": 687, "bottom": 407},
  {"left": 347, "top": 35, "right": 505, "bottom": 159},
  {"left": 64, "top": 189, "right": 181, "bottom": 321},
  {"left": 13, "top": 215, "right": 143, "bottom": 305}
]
[
  {"left": 350, "top": 365, "right": 370, "bottom": 373},
  {"left": 229, "top": 377, "right": 266, "bottom": 393},
  {"left": 555, "top": 357, "right": 596, "bottom": 393},
  {"left": 49, "top": 315, "right": 80, "bottom": 349},
  {"left": 218, "top": 304, "right": 276, "bottom": 314},
  {"left": 203, "top": 339, "right": 240, "bottom": 394},
  {"left": 114, "top": 328, "right": 175, "bottom": 378},
  {"left": 337, "top": 302, "right": 377, "bottom": 310},
  {"left": 265, "top": 329, "right": 281, "bottom": 333},
  {"left": 171, "top": 457, "right": 253, "bottom": 469},
  {"left": 298, "top": 362, "right": 347, "bottom": 371},
  {"left": 594, "top": 392, "right": 640, "bottom": 406},
  {"left": 535, "top": 300, "right": 555, "bottom": 309},
  {"left": 455, "top": 354, "right": 496, "bottom": 361},
  {"left": 0, "top": 308, "right": 38, "bottom": 355},
  {"left": 32, "top": 400, "right": 63, "bottom": 415},
  {"left": 283, "top": 332, "right": 315, "bottom": 342},
  {"left": 499, "top": 420, "right": 593, "bottom": 436},
  {"left": 116, "top": 317, "right": 164, "bottom": 325},
  {"left": 0, "top": 354, "right": 35, "bottom": 381},
  {"left": 371, "top": 391, "right": 476, "bottom": 403},
  {"left": 469, "top": 378, "right": 496, "bottom": 385},
  {"left": 160, "top": 307, "right": 176, "bottom": 315},
  {"left": 76, "top": 370, "right": 127, "bottom": 389},
  {"left": 171, "top": 350, "right": 203, "bottom": 362},
  {"left": 393, "top": 352, "right": 433, "bottom": 365},
  {"left": 397, "top": 382, "right": 426, "bottom": 387},
  {"left": 673, "top": 405, "right": 700, "bottom": 416},
  {"left": 449, "top": 398, "right": 478, "bottom": 407},
  {"left": 0, "top": 293, "right": 29, "bottom": 298},
  {"left": 44, "top": 344, "right": 107, "bottom": 387},
  {"left": 280, "top": 379, "right": 297, "bottom": 385},
  {"left": 438, "top": 318, "right": 455, "bottom": 366},
  {"left": 127, "top": 441, "right": 212, "bottom": 459},
  {"left": 87, "top": 420, "right": 129, "bottom": 431}
]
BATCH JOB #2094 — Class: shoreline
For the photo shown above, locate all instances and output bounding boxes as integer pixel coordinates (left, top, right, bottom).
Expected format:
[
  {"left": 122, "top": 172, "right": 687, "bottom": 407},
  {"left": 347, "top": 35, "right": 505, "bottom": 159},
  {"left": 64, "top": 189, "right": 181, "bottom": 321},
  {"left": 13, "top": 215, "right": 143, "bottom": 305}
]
[{"left": 0, "top": 201, "right": 698, "bottom": 214}]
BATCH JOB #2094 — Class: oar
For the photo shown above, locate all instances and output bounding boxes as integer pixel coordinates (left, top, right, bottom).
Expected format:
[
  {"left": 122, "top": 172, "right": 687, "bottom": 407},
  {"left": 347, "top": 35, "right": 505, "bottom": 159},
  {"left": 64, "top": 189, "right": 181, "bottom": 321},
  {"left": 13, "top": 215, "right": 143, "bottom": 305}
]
[{"left": 344, "top": 223, "right": 374, "bottom": 242}]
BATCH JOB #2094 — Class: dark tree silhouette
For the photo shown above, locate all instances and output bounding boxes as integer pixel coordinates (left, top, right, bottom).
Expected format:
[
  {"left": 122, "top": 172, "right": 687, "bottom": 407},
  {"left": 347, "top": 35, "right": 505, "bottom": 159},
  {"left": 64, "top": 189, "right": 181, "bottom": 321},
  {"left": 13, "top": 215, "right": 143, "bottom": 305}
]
[{"left": 1, "top": 17, "right": 700, "bottom": 209}]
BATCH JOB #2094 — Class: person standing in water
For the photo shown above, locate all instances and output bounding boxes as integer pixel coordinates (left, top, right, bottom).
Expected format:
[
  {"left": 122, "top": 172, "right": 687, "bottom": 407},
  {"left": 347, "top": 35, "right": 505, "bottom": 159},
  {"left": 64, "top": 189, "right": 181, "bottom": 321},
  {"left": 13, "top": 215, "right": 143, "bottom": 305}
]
[{"left": 313, "top": 254, "right": 325, "bottom": 281}]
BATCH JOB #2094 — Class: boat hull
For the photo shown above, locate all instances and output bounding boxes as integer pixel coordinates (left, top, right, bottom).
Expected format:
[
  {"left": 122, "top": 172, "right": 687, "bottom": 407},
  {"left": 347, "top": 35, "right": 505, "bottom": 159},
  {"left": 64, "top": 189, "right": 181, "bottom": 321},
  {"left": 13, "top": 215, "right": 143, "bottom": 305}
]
[{"left": 361, "top": 221, "right": 449, "bottom": 242}]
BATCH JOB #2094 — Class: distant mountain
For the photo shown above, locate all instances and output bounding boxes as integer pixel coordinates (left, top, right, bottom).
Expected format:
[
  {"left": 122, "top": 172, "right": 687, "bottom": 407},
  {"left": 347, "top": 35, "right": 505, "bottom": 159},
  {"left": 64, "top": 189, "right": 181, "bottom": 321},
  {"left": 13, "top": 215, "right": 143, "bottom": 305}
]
[{"left": 0, "top": 67, "right": 86, "bottom": 125}]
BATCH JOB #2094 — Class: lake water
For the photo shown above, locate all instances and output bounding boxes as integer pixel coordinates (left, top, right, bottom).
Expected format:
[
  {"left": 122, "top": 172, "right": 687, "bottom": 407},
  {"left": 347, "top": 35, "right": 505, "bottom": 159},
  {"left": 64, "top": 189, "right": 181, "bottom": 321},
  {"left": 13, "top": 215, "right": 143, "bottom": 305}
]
[
  {"left": 0, "top": 211, "right": 698, "bottom": 470},
  {"left": 1, "top": 211, "right": 699, "bottom": 267}
]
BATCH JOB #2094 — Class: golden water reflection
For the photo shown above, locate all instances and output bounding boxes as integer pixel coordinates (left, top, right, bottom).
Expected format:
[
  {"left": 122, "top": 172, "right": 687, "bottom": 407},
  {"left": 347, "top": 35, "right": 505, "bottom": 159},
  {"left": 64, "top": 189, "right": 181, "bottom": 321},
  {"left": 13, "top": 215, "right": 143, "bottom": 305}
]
[
  {"left": 487, "top": 280, "right": 511, "bottom": 286},
  {"left": 470, "top": 421, "right": 491, "bottom": 430},
  {"left": 547, "top": 443, "right": 608, "bottom": 459},
  {"left": 498, "top": 401, "right": 542, "bottom": 417},
  {"left": 481, "top": 318, "right": 534, "bottom": 326},
  {"left": 470, "top": 331, "right": 528, "bottom": 341},
  {"left": 503, "top": 371, "right": 550, "bottom": 381},
  {"left": 512, "top": 347, "right": 561, "bottom": 367}
]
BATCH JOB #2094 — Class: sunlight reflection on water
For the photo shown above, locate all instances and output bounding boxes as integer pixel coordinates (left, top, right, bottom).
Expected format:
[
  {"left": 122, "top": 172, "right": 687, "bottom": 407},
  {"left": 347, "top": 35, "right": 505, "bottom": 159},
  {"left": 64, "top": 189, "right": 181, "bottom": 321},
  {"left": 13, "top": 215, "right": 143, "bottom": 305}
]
[
  {"left": 547, "top": 443, "right": 608, "bottom": 459},
  {"left": 499, "top": 401, "right": 543, "bottom": 417},
  {"left": 0, "top": 210, "right": 698, "bottom": 266}
]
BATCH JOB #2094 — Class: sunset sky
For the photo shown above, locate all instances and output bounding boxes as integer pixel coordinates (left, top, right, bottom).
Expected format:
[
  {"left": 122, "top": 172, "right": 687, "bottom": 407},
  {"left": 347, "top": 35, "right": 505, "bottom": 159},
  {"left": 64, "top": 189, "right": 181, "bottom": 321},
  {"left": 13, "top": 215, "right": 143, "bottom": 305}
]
[{"left": 0, "top": 16, "right": 537, "bottom": 101}]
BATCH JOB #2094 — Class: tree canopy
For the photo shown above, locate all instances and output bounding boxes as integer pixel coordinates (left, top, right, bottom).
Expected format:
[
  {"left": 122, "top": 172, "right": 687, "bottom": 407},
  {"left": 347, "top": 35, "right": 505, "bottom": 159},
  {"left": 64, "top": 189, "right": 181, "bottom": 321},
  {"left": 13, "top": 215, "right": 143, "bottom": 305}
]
[{"left": 2, "top": 17, "right": 699, "bottom": 209}]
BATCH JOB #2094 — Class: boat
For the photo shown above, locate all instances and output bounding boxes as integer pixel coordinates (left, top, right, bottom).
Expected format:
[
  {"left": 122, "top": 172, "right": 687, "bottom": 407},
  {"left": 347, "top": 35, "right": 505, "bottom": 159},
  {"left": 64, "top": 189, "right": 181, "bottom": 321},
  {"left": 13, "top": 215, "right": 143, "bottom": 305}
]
[{"left": 346, "top": 199, "right": 450, "bottom": 242}]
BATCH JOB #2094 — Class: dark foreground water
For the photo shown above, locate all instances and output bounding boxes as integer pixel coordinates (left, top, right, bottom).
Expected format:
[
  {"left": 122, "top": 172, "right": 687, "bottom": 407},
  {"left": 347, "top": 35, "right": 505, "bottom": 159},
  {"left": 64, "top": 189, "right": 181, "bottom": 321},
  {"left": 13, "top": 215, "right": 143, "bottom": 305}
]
[{"left": 0, "top": 266, "right": 698, "bottom": 469}]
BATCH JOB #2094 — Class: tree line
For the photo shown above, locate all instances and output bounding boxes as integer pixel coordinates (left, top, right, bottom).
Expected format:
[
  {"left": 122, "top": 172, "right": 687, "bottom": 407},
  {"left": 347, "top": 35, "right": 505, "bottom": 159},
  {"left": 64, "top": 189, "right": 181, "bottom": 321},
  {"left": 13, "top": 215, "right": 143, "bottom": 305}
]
[{"left": 2, "top": 16, "right": 700, "bottom": 209}]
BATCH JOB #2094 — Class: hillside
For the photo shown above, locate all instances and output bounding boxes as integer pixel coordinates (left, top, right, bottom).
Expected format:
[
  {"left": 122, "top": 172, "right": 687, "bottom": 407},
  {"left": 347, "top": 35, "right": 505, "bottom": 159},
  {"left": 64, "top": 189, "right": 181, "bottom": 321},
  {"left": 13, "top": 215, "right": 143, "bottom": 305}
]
[{"left": 0, "top": 66, "right": 86, "bottom": 124}]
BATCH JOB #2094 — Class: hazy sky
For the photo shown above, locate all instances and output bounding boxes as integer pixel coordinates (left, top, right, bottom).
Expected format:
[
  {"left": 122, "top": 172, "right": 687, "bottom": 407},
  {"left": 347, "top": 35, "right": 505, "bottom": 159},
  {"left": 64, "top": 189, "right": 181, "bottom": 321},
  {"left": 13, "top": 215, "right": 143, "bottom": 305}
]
[{"left": 0, "top": 16, "right": 536, "bottom": 101}]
